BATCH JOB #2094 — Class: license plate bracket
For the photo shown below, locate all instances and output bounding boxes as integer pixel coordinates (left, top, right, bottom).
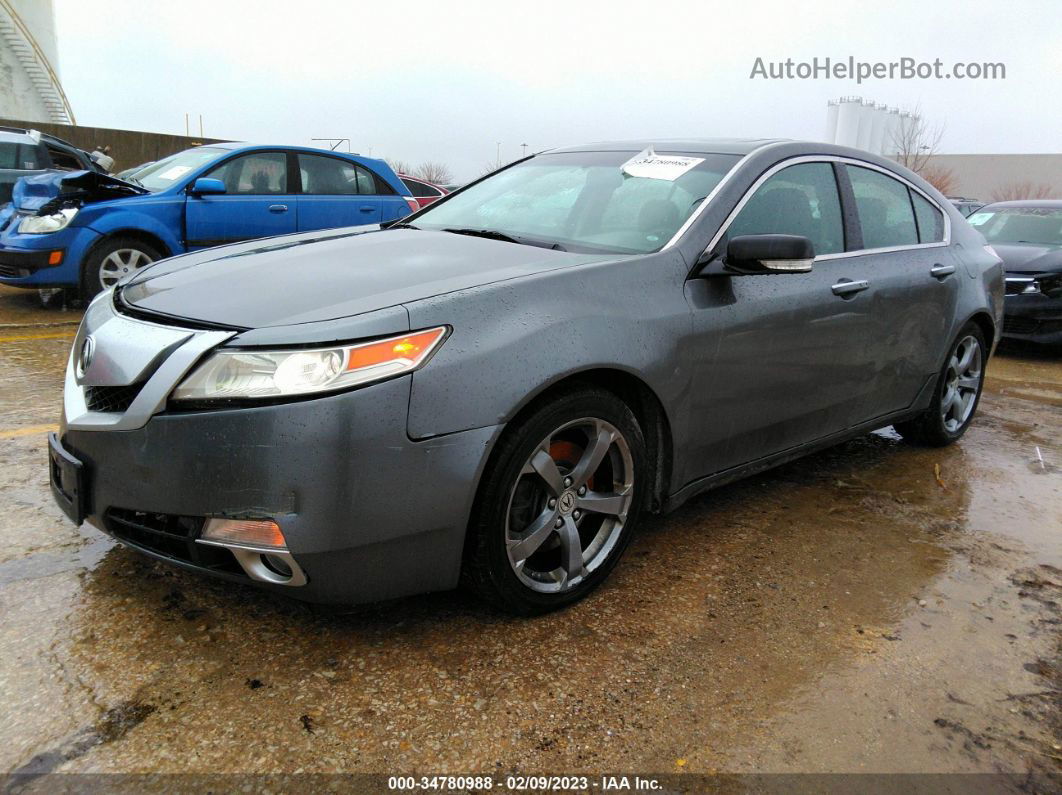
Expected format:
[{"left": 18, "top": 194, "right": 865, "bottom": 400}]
[{"left": 48, "top": 432, "right": 85, "bottom": 524}]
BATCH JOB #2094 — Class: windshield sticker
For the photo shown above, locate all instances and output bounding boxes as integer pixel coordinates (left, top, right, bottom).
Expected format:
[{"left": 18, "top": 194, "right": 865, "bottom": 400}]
[
  {"left": 966, "top": 212, "right": 993, "bottom": 226},
  {"left": 158, "top": 165, "right": 192, "bottom": 181},
  {"left": 621, "top": 148, "right": 704, "bottom": 181}
]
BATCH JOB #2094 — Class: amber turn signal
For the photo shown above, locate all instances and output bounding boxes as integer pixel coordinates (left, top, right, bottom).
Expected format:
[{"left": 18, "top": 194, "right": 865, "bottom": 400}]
[{"left": 201, "top": 518, "right": 287, "bottom": 549}]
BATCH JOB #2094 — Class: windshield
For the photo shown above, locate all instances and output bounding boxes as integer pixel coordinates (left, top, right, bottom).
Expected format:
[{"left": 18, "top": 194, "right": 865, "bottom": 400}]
[
  {"left": 130, "top": 147, "right": 227, "bottom": 191},
  {"left": 969, "top": 207, "right": 1062, "bottom": 246},
  {"left": 410, "top": 150, "right": 741, "bottom": 254}
]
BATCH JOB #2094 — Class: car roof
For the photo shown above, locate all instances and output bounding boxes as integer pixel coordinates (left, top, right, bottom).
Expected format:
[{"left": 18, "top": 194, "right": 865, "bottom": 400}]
[
  {"left": 980, "top": 199, "right": 1062, "bottom": 210},
  {"left": 0, "top": 127, "right": 37, "bottom": 143},
  {"left": 549, "top": 138, "right": 790, "bottom": 156}
]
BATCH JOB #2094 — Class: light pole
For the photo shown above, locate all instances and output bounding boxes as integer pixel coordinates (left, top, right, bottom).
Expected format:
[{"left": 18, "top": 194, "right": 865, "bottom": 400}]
[
  {"left": 496, "top": 141, "right": 501, "bottom": 164},
  {"left": 521, "top": 143, "right": 528, "bottom": 157}
]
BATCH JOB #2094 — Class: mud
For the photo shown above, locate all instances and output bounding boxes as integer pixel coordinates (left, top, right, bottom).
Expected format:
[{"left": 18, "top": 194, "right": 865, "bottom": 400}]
[{"left": 0, "top": 285, "right": 1059, "bottom": 784}]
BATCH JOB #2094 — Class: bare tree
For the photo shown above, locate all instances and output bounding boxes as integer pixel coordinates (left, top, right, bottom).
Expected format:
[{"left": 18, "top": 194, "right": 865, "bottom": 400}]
[
  {"left": 481, "top": 158, "right": 506, "bottom": 176},
  {"left": 385, "top": 159, "right": 414, "bottom": 176},
  {"left": 889, "top": 105, "right": 945, "bottom": 176},
  {"left": 921, "top": 165, "right": 957, "bottom": 196},
  {"left": 413, "top": 161, "right": 455, "bottom": 185},
  {"left": 991, "top": 181, "right": 1056, "bottom": 202}
]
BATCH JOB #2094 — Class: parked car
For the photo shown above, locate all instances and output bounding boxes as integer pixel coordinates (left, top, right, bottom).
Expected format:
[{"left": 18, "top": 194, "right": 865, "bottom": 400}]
[
  {"left": 0, "top": 126, "right": 99, "bottom": 206},
  {"left": 114, "top": 161, "right": 154, "bottom": 181},
  {"left": 50, "top": 139, "right": 1003, "bottom": 614},
  {"left": 967, "top": 200, "right": 1062, "bottom": 345},
  {"left": 949, "top": 197, "right": 985, "bottom": 218},
  {"left": 0, "top": 142, "right": 417, "bottom": 298},
  {"left": 400, "top": 174, "right": 449, "bottom": 208}
]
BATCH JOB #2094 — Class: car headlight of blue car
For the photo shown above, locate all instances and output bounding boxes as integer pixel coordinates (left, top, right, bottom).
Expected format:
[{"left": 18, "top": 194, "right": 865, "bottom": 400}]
[{"left": 18, "top": 207, "right": 78, "bottom": 234}]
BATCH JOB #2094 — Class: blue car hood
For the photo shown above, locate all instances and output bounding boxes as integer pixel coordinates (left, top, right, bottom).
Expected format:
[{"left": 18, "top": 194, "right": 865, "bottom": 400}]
[{"left": 11, "top": 169, "right": 148, "bottom": 213}]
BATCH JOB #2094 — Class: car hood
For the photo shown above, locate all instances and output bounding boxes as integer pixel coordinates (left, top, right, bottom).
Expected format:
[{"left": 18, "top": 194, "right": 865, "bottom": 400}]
[
  {"left": 991, "top": 242, "right": 1062, "bottom": 274},
  {"left": 120, "top": 227, "right": 620, "bottom": 328},
  {"left": 11, "top": 169, "right": 147, "bottom": 213}
]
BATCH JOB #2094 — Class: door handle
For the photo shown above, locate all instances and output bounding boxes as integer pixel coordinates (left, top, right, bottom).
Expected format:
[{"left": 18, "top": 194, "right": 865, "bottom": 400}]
[
  {"left": 268, "top": 204, "right": 288, "bottom": 213},
  {"left": 930, "top": 263, "right": 956, "bottom": 279},
  {"left": 831, "top": 279, "right": 870, "bottom": 297},
  {"left": 359, "top": 206, "right": 375, "bottom": 213}
]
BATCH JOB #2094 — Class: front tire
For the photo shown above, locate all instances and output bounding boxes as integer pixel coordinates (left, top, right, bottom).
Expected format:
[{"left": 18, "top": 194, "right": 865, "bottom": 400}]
[
  {"left": 463, "top": 389, "right": 648, "bottom": 615},
  {"left": 895, "top": 322, "right": 987, "bottom": 447},
  {"left": 82, "top": 237, "right": 160, "bottom": 301}
]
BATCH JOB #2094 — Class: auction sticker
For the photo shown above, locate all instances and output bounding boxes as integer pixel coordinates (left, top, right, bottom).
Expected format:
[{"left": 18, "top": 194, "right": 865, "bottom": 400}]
[{"left": 621, "top": 147, "right": 703, "bottom": 181}]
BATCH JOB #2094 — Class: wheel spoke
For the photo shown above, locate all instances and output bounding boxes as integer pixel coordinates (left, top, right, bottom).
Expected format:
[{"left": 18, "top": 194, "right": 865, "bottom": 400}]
[
  {"left": 558, "top": 516, "right": 584, "bottom": 583},
  {"left": 570, "top": 424, "right": 612, "bottom": 487},
  {"left": 576, "top": 489, "right": 628, "bottom": 517},
  {"left": 508, "top": 508, "right": 558, "bottom": 562},
  {"left": 956, "top": 342, "right": 975, "bottom": 373},
  {"left": 948, "top": 389, "right": 964, "bottom": 418},
  {"left": 525, "top": 448, "right": 564, "bottom": 496},
  {"left": 957, "top": 374, "right": 980, "bottom": 391}
]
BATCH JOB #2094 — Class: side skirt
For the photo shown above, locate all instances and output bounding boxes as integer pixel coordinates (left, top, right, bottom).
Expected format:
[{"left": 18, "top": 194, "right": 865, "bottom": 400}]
[{"left": 661, "top": 375, "right": 937, "bottom": 514}]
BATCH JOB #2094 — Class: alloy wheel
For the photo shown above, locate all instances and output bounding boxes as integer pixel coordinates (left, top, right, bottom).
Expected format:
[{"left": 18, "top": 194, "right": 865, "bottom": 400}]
[
  {"left": 940, "top": 334, "right": 983, "bottom": 433},
  {"left": 505, "top": 417, "right": 634, "bottom": 593},
  {"left": 98, "top": 248, "right": 154, "bottom": 289}
]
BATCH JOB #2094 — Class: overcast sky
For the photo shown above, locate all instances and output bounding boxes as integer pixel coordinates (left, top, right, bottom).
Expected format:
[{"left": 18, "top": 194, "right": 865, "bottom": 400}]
[{"left": 53, "top": 0, "right": 1061, "bottom": 181}]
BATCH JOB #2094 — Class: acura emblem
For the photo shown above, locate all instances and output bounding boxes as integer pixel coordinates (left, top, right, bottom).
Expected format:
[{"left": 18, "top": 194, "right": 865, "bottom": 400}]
[{"left": 77, "top": 335, "right": 95, "bottom": 378}]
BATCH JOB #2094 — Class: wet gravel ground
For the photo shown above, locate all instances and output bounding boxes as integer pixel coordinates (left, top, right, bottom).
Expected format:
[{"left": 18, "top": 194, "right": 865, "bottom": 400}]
[{"left": 0, "top": 286, "right": 1059, "bottom": 786}]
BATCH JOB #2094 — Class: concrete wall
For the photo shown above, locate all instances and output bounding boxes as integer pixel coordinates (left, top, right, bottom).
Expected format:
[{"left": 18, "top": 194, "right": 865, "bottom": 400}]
[
  {"left": 919, "top": 154, "right": 1062, "bottom": 202},
  {"left": 0, "top": 117, "right": 229, "bottom": 173}
]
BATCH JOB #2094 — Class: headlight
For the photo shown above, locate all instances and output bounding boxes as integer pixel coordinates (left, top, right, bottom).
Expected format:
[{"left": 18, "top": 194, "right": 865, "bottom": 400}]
[
  {"left": 18, "top": 207, "right": 78, "bottom": 234},
  {"left": 171, "top": 326, "right": 448, "bottom": 402}
]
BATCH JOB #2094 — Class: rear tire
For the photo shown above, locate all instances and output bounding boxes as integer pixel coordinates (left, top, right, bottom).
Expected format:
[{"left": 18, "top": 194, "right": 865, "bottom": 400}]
[
  {"left": 81, "top": 236, "right": 160, "bottom": 301},
  {"left": 462, "top": 389, "right": 648, "bottom": 615},
  {"left": 895, "top": 322, "right": 987, "bottom": 447}
]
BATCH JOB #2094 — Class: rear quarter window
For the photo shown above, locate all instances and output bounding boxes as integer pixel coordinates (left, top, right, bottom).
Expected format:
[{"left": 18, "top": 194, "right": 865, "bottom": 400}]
[{"left": 911, "top": 191, "right": 945, "bottom": 243}]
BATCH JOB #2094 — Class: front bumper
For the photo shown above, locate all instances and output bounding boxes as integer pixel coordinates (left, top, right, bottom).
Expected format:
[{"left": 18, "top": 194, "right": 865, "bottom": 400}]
[
  {"left": 56, "top": 295, "right": 500, "bottom": 604},
  {"left": 1002, "top": 293, "right": 1062, "bottom": 345},
  {"left": 62, "top": 379, "right": 498, "bottom": 603},
  {"left": 0, "top": 225, "right": 98, "bottom": 287}
]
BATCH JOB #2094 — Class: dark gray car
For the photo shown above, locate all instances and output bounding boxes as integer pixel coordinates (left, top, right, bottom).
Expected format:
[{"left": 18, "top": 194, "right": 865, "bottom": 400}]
[
  {"left": 49, "top": 139, "right": 1004, "bottom": 614},
  {"left": 0, "top": 126, "right": 98, "bottom": 205}
]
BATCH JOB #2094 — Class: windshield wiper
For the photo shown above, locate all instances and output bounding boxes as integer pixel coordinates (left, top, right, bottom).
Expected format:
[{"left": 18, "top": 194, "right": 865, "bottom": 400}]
[
  {"left": 385, "top": 221, "right": 420, "bottom": 230},
  {"left": 441, "top": 228, "right": 566, "bottom": 251}
]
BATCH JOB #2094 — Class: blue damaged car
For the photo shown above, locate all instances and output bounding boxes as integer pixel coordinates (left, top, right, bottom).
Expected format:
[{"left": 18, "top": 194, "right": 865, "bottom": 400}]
[{"left": 0, "top": 142, "right": 416, "bottom": 298}]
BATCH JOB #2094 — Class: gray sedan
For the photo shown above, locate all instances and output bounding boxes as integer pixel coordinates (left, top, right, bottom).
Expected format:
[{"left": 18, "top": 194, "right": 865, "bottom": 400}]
[{"left": 50, "top": 139, "right": 1004, "bottom": 614}]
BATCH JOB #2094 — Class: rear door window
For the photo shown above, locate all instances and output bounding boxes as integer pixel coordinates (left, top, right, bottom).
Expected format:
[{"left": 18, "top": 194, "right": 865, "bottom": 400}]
[
  {"left": 298, "top": 154, "right": 382, "bottom": 195},
  {"left": 727, "top": 162, "right": 845, "bottom": 255},
  {"left": 403, "top": 178, "right": 442, "bottom": 198},
  {"left": 0, "top": 142, "right": 41, "bottom": 170},
  {"left": 847, "top": 166, "right": 919, "bottom": 249}
]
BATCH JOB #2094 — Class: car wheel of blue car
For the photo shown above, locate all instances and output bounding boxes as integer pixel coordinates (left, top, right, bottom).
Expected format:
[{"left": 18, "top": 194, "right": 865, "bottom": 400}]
[
  {"left": 82, "top": 236, "right": 160, "bottom": 300},
  {"left": 462, "top": 388, "right": 648, "bottom": 614}
]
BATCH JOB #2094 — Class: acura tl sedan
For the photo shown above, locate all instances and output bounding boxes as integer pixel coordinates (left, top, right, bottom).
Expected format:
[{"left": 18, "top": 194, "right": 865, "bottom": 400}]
[
  {"left": 966, "top": 200, "right": 1062, "bottom": 346},
  {"left": 50, "top": 139, "right": 1004, "bottom": 614}
]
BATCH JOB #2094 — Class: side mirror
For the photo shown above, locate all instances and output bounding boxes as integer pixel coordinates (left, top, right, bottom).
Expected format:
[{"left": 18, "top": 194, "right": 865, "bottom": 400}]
[
  {"left": 189, "top": 177, "right": 226, "bottom": 196},
  {"left": 724, "top": 234, "right": 815, "bottom": 275}
]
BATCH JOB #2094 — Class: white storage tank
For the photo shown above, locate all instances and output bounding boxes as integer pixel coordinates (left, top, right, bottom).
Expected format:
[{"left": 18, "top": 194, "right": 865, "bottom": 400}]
[{"left": 0, "top": 0, "right": 74, "bottom": 124}]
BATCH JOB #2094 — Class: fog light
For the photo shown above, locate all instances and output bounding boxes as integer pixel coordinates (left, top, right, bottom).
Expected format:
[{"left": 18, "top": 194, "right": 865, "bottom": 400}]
[
  {"left": 201, "top": 518, "right": 287, "bottom": 549},
  {"left": 47, "top": 250, "right": 63, "bottom": 266}
]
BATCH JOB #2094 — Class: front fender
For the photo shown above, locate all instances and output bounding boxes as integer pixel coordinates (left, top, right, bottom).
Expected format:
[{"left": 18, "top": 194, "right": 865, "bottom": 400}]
[
  {"left": 404, "top": 249, "right": 693, "bottom": 451},
  {"left": 80, "top": 198, "right": 186, "bottom": 256}
]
